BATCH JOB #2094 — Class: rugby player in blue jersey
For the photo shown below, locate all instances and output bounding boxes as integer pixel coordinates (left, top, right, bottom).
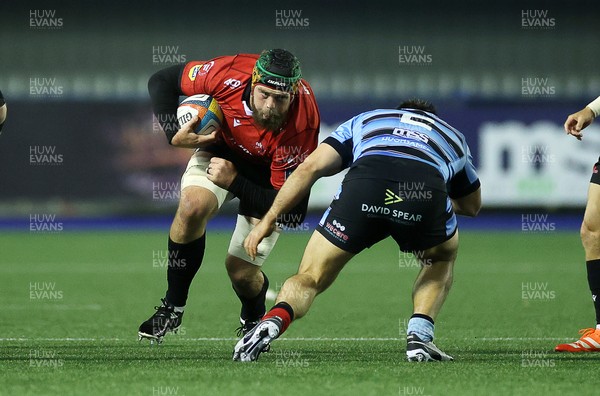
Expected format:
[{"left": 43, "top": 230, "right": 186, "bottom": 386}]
[{"left": 233, "top": 99, "right": 481, "bottom": 362}]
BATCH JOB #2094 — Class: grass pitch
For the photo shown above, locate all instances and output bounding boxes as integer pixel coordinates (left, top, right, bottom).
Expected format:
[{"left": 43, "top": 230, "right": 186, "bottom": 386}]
[{"left": 1, "top": 228, "right": 598, "bottom": 395}]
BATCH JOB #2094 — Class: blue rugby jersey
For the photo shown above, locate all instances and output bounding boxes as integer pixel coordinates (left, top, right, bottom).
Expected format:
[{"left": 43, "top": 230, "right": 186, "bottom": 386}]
[{"left": 324, "top": 108, "right": 479, "bottom": 197}]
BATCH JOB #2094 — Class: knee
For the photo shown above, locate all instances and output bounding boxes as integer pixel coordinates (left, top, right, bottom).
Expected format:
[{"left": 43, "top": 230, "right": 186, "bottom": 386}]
[
  {"left": 177, "top": 190, "right": 216, "bottom": 224},
  {"left": 421, "top": 248, "right": 457, "bottom": 266},
  {"left": 226, "top": 259, "right": 261, "bottom": 287}
]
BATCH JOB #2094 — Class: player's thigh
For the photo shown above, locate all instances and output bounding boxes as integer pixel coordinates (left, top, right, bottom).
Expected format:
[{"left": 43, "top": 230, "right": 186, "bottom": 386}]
[
  {"left": 418, "top": 229, "right": 459, "bottom": 264},
  {"left": 583, "top": 183, "right": 600, "bottom": 233},
  {"left": 384, "top": 160, "right": 456, "bottom": 253},
  {"left": 296, "top": 231, "right": 355, "bottom": 291},
  {"left": 176, "top": 150, "right": 234, "bottom": 221},
  {"left": 316, "top": 178, "right": 390, "bottom": 254}
]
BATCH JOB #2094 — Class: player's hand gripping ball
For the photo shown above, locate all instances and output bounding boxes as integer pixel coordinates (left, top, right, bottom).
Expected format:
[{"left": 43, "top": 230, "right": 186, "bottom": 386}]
[{"left": 177, "top": 94, "right": 224, "bottom": 135}]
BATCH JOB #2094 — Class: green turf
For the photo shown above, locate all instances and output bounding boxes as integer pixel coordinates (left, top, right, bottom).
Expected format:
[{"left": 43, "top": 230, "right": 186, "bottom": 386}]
[{"left": 1, "top": 229, "right": 597, "bottom": 395}]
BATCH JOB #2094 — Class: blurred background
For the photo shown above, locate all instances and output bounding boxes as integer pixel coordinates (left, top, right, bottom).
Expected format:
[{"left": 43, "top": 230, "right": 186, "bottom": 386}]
[{"left": 0, "top": 0, "right": 599, "bottom": 230}]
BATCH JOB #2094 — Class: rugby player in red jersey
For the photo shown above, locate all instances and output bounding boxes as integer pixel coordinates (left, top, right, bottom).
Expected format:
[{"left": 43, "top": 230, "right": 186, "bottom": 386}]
[
  {"left": 138, "top": 49, "right": 319, "bottom": 343},
  {"left": 556, "top": 97, "right": 600, "bottom": 352}
]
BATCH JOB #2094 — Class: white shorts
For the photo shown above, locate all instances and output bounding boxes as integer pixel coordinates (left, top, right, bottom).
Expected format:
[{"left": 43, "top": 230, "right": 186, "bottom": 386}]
[
  {"left": 181, "top": 150, "right": 234, "bottom": 208},
  {"left": 228, "top": 215, "right": 281, "bottom": 266},
  {"left": 181, "top": 150, "right": 280, "bottom": 266}
]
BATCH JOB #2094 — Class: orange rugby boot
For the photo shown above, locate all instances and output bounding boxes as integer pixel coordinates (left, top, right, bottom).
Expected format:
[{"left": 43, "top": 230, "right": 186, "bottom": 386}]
[{"left": 555, "top": 328, "right": 600, "bottom": 352}]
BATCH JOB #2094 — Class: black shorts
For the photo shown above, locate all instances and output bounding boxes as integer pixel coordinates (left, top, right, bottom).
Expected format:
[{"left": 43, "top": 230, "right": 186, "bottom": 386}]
[
  {"left": 316, "top": 156, "right": 457, "bottom": 254},
  {"left": 203, "top": 144, "right": 273, "bottom": 218},
  {"left": 591, "top": 157, "right": 600, "bottom": 185}
]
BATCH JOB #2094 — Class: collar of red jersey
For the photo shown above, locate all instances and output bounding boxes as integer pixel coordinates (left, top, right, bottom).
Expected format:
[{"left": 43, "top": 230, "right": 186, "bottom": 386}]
[{"left": 242, "top": 100, "right": 253, "bottom": 116}]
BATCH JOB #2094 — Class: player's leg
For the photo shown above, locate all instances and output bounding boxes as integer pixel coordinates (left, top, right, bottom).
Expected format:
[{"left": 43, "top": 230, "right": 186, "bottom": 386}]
[
  {"left": 408, "top": 231, "right": 458, "bottom": 341},
  {"left": 275, "top": 230, "right": 355, "bottom": 318},
  {"left": 138, "top": 151, "right": 232, "bottom": 342},
  {"left": 234, "top": 174, "right": 382, "bottom": 362},
  {"left": 556, "top": 178, "right": 600, "bottom": 352},
  {"left": 227, "top": 257, "right": 268, "bottom": 334},
  {"left": 581, "top": 183, "right": 600, "bottom": 261},
  {"left": 382, "top": 159, "right": 460, "bottom": 361},
  {"left": 225, "top": 215, "right": 281, "bottom": 334},
  {"left": 581, "top": 183, "right": 600, "bottom": 322},
  {"left": 404, "top": 233, "right": 458, "bottom": 362},
  {"left": 233, "top": 231, "right": 354, "bottom": 361},
  {"left": 412, "top": 231, "right": 458, "bottom": 321},
  {"left": 164, "top": 185, "right": 219, "bottom": 308}
]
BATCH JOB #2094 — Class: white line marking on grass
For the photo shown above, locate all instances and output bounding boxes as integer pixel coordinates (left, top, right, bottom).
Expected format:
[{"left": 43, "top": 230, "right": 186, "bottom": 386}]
[
  {"left": 6, "top": 304, "right": 102, "bottom": 310},
  {"left": 0, "top": 338, "right": 123, "bottom": 342},
  {"left": 0, "top": 337, "right": 397, "bottom": 342},
  {"left": 472, "top": 337, "right": 566, "bottom": 341},
  {"left": 0, "top": 337, "right": 569, "bottom": 342}
]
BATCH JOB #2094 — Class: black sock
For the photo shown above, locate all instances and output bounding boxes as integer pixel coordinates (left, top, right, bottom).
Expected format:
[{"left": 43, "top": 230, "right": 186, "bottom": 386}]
[
  {"left": 165, "top": 235, "right": 205, "bottom": 307},
  {"left": 270, "top": 301, "right": 295, "bottom": 321},
  {"left": 233, "top": 271, "right": 269, "bottom": 322},
  {"left": 586, "top": 259, "right": 600, "bottom": 325}
]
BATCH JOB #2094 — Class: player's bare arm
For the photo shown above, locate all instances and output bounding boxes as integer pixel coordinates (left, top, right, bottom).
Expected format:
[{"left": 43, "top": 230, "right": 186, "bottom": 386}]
[
  {"left": 0, "top": 104, "right": 6, "bottom": 124},
  {"left": 564, "top": 107, "right": 595, "bottom": 140},
  {"left": 451, "top": 188, "right": 481, "bottom": 217},
  {"left": 244, "top": 144, "right": 343, "bottom": 260},
  {"left": 564, "top": 97, "right": 600, "bottom": 140},
  {"left": 0, "top": 89, "right": 6, "bottom": 133}
]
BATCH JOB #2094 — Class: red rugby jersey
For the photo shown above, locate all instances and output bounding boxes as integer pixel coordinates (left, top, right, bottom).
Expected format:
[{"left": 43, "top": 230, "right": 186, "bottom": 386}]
[{"left": 180, "top": 54, "right": 320, "bottom": 189}]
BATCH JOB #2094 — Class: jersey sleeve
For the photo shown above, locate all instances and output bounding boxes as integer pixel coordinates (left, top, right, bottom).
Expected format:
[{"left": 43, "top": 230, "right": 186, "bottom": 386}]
[
  {"left": 323, "top": 117, "right": 356, "bottom": 169},
  {"left": 179, "top": 56, "right": 235, "bottom": 97},
  {"left": 447, "top": 144, "right": 480, "bottom": 199},
  {"left": 587, "top": 96, "right": 600, "bottom": 118}
]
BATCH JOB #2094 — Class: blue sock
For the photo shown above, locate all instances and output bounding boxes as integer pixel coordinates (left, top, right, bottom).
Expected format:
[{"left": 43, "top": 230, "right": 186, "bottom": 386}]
[{"left": 407, "top": 314, "right": 434, "bottom": 342}]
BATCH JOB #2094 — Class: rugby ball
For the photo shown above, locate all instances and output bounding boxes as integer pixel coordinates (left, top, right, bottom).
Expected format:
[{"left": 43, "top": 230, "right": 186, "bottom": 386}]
[{"left": 177, "top": 94, "right": 224, "bottom": 135}]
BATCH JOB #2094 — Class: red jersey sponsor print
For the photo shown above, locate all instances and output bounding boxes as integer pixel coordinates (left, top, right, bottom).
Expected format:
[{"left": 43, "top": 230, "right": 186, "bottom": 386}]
[{"left": 180, "top": 54, "right": 320, "bottom": 189}]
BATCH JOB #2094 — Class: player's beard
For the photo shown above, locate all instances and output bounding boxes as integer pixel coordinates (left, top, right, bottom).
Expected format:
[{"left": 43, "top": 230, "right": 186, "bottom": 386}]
[{"left": 250, "top": 98, "right": 288, "bottom": 131}]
